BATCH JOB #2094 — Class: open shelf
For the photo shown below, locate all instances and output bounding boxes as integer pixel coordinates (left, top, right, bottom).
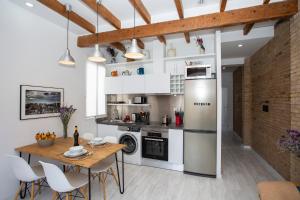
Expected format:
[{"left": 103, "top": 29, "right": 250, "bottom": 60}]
[
  {"left": 106, "top": 59, "right": 153, "bottom": 67},
  {"left": 164, "top": 53, "right": 215, "bottom": 61},
  {"left": 107, "top": 103, "right": 151, "bottom": 107}
]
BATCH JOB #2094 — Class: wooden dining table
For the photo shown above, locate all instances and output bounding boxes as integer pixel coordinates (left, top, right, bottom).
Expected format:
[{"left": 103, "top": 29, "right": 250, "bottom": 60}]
[{"left": 15, "top": 137, "right": 126, "bottom": 200}]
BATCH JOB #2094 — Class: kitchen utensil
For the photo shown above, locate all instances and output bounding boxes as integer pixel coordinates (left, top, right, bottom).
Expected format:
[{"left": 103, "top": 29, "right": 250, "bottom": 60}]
[
  {"left": 137, "top": 67, "right": 144, "bottom": 75},
  {"left": 111, "top": 70, "right": 118, "bottom": 77},
  {"left": 122, "top": 70, "right": 131, "bottom": 76}
]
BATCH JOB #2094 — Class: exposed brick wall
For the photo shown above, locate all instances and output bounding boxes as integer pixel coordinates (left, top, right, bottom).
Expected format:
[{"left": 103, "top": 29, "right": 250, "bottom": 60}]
[
  {"left": 233, "top": 67, "right": 243, "bottom": 138},
  {"left": 243, "top": 21, "right": 291, "bottom": 179},
  {"left": 290, "top": 8, "right": 300, "bottom": 182},
  {"left": 242, "top": 58, "right": 252, "bottom": 146}
]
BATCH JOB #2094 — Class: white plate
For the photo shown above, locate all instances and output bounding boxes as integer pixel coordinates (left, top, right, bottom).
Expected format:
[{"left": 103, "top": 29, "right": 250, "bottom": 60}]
[
  {"left": 64, "top": 149, "right": 88, "bottom": 158},
  {"left": 88, "top": 141, "right": 107, "bottom": 146}
]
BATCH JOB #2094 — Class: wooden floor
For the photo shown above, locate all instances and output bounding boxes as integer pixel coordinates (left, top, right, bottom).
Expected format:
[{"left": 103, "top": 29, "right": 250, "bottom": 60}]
[{"left": 25, "top": 132, "right": 282, "bottom": 200}]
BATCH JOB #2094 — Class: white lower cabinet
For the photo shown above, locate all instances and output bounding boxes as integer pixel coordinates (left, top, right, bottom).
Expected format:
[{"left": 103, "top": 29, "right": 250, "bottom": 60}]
[
  {"left": 105, "top": 74, "right": 170, "bottom": 94},
  {"left": 97, "top": 124, "right": 119, "bottom": 138},
  {"left": 168, "top": 129, "right": 183, "bottom": 165}
]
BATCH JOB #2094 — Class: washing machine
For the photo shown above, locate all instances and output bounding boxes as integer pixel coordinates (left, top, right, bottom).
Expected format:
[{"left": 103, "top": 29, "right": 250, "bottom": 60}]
[{"left": 116, "top": 126, "right": 142, "bottom": 165}]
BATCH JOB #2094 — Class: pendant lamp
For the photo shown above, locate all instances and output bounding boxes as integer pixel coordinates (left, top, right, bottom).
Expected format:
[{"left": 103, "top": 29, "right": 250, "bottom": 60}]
[
  {"left": 59, "top": 4, "right": 75, "bottom": 66},
  {"left": 88, "top": 0, "right": 106, "bottom": 63},
  {"left": 124, "top": 0, "right": 144, "bottom": 59}
]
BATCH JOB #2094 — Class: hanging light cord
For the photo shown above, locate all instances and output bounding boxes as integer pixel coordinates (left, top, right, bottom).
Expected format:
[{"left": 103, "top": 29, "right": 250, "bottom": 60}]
[
  {"left": 133, "top": 0, "right": 136, "bottom": 39},
  {"left": 96, "top": 0, "right": 103, "bottom": 45},
  {"left": 66, "top": 8, "right": 70, "bottom": 50}
]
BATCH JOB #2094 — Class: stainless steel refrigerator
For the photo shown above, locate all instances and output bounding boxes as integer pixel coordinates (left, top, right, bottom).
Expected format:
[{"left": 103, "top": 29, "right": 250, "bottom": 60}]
[{"left": 184, "top": 79, "right": 217, "bottom": 176}]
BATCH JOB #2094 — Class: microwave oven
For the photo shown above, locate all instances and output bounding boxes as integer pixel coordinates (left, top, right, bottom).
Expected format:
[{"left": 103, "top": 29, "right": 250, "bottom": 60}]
[{"left": 185, "top": 64, "right": 212, "bottom": 79}]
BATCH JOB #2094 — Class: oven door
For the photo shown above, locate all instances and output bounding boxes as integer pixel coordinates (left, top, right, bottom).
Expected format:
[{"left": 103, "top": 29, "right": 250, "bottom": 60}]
[
  {"left": 142, "top": 136, "right": 168, "bottom": 161},
  {"left": 185, "top": 65, "right": 211, "bottom": 80}
]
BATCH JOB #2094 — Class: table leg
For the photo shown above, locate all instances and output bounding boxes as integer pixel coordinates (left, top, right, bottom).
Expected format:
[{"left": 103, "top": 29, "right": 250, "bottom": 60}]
[
  {"left": 88, "top": 168, "right": 91, "bottom": 200},
  {"left": 115, "top": 152, "right": 124, "bottom": 194},
  {"left": 19, "top": 153, "right": 31, "bottom": 199}
]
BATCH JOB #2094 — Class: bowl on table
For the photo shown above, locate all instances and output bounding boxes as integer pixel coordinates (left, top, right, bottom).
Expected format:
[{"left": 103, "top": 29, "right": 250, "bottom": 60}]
[{"left": 35, "top": 132, "right": 56, "bottom": 147}]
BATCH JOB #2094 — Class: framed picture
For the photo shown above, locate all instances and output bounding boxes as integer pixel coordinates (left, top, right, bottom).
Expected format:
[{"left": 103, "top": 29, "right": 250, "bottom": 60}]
[{"left": 20, "top": 85, "right": 64, "bottom": 120}]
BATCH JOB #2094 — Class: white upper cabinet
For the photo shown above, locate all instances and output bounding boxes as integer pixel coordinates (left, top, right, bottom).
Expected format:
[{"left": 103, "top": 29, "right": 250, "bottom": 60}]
[
  {"left": 145, "top": 74, "right": 170, "bottom": 94},
  {"left": 105, "top": 77, "right": 124, "bottom": 94},
  {"left": 123, "top": 76, "right": 145, "bottom": 94}
]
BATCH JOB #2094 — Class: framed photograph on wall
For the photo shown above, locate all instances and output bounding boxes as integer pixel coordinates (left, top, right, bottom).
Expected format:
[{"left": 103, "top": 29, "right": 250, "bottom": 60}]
[{"left": 20, "top": 85, "right": 64, "bottom": 120}]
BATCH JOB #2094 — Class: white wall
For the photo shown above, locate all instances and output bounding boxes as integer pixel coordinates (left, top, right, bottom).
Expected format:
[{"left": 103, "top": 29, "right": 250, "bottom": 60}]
[
  {"left": 0, "top": 2, "right": 96, "bottom": 199},
  {"left": 221, "top": 72, "right": 233, "bottom": 132}
]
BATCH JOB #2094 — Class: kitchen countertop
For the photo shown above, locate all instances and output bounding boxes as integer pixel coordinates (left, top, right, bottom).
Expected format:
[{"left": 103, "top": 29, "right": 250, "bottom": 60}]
[{"left": 96, "top": 119, "right": 184, "bottom": 130}]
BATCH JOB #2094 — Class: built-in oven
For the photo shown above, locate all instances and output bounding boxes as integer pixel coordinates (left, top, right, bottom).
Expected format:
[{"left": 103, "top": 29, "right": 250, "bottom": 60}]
[
  {"left": 142, "top": 128, "right": 168, "bottom": 161},
  {"left": 185, "top": 64, "right": 212, "bottom": 79}
]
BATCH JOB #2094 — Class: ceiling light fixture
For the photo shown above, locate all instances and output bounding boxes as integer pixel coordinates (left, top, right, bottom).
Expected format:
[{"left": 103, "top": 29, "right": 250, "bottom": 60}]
[
  {"left": 25, "top": 2, "right": 34, "bottom": 8},
  {"left": 238, "top": 44, "right": 243, "bottom": 47},
  {"left": 88, "top": 0, "right": 106, "bottom": 63},
  {"left": 124, "top": 0, "right": 144, "bottom": 60},
  {"left": 59, "top": 4, "right": 75, "bottom": 66}
]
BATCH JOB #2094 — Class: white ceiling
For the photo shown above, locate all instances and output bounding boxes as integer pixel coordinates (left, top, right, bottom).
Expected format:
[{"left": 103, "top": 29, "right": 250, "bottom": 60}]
[{"left": 10, "top": 0, "right": 281, "bottom": 61}]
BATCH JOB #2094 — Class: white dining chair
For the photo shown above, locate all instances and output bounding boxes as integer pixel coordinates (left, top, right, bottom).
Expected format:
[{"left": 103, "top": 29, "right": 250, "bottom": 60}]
[
  {"left": 39, "top": 161, "right": 89, "bottom": 200},
  {"left": 6, "top": 155, "right": 45, "bottom": 200},
  {"left": 91, "top": 136, "right": 119, "bottom": 200}
]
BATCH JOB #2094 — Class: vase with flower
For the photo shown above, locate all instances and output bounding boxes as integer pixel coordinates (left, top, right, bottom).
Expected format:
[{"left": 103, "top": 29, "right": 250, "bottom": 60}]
[
  {"left": 59, "top": 105, "right": 76, "bottom": 138},
  {"left": 196, "top": 36, "right": 205, "bottom": 54}
]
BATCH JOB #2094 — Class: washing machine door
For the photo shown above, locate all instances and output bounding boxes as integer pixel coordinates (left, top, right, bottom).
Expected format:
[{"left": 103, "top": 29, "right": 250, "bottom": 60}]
[{"left": 119, "top": 133, "right": 138, "bottom": 155}]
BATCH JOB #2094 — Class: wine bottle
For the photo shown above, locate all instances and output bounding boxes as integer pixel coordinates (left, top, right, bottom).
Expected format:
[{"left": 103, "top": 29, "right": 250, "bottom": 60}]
[{"left": 73, "top": 126, "right": 79, "bottom": 146}]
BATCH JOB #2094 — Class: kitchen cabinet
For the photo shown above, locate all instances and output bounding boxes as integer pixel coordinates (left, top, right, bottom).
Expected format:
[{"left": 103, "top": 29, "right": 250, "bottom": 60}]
[
  {"left": 123, "top": 75, "right": 145, "bottom": 94},
  {"left": 168, "top": 129, "right": 183, "bottom": 165},
  {"left": 105, "top": 77, "right": 123, "bottom": 94},
  {"left": 105, "top": 74, "right": 170, "bottom": 94},
  {"left": 145, "top": 74, "right": 170, "bottom": 94},
  {"left": 97, "top": 124, "right": 119, "bottom": 138}
]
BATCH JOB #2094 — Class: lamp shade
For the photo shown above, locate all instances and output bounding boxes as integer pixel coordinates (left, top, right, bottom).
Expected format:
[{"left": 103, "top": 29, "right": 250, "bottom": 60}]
[
  {"left": 88, "top": 44, "right": 106, "bottom": 63},
  {"left": 58, "top": 49, "right": 75, "bottom": 66},
  {"left": 124, "top": 39, "right": 144, "bottom": 59}
]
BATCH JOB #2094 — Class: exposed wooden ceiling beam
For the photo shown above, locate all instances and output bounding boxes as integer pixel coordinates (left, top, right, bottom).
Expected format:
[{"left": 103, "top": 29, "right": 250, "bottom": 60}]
[
  {"left": 174, "top": 0, "right": 190, "bottom": 43},
  {"left": 220, "top": 0, "right": 227, "bottom": 12},
  {"left": 243, "top": 0, "right": 271, "bottom": 35},
  {"left": 136, "top": 39, "right": 145, "bottom": 49},
  {"left": 184, "top": 32, "right": 190, "bottom": 43},
  {"left": 38, "top": 0, "right": 95, "bottom": 33},
  {"left": 81, "top": 0, "right": 121, "bottom": 29},
  {"left": 82, "top": 0, "right": 132, "bottom": 52},
  {"left": 129, "top": 0, "right": 151, "bottom": 24},
  {"left": 78, "top": 0, "right": 298, "bottom": 47},
  {"left": 129, "top": 0, "right": 166, "bottom": 44},
  {"left": 111, "top": 42, "right": 126, "bottom": 53}
]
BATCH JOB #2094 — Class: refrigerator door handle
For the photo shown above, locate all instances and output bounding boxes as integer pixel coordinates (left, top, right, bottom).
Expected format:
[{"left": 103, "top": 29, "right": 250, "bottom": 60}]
[{"left": 184, "top": 129, "right": 216, "bottom": 133}]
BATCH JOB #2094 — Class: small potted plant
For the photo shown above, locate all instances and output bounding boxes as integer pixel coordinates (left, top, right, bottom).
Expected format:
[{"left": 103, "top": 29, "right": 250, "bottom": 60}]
[
  {"left": 195, "top": 36, "right": 205, "bottom": 54},
  {"left": 59, "top": 105, "right": 76, "bottom": 138}
]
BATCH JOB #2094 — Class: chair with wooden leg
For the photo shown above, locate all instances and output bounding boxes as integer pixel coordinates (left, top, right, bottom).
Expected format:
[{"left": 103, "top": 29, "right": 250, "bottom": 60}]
[
  {"left": 6, "top": 155, "right": 45, "bottom": 200},
  {"left": 91, "top": 136, "right": 119, "bottom": 200},
  {"left": 39, "top": 161, "right": 88, "bottom": 200}
]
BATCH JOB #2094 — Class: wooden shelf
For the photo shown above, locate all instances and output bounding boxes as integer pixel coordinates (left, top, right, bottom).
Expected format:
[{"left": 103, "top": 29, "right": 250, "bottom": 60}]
[
  {"left": 164, "top": 53, "right": 215, "bottom": 61},
  {"left": 107, "top": 103, "right": 151, "bottom": 107},
  {"left": 106, "top": 59, "right": 153, "bottom": 67}
]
